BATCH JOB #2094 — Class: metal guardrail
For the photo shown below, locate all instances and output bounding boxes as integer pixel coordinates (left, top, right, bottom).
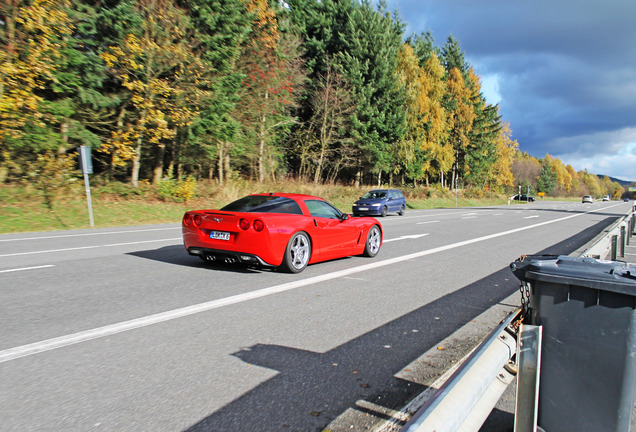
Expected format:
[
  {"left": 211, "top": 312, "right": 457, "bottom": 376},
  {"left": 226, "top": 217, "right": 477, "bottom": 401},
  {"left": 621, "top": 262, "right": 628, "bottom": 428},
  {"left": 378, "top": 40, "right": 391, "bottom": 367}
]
[
  {"left": 400, "top": 207, "right": 636, "bottom": 432},
  {"left": 401, "top": 310, "right": 520, "bottom": 432},
  {"left": 574, "top": 210, "right": 635, "bottom": 260}
]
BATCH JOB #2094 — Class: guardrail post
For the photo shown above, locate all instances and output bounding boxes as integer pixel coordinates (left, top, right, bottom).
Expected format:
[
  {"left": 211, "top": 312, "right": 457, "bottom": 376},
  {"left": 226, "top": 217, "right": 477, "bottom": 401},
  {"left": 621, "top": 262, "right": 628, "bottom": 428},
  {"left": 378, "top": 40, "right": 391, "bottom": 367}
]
[
  {"left": 620, "top": 226, "right": 626, "bottom": 257},
  {"left": 515, "top": 325, "right": 542, "bottom": 432},
  {"left": 611, "top": 235, "right": 618, "bottom": 261}
]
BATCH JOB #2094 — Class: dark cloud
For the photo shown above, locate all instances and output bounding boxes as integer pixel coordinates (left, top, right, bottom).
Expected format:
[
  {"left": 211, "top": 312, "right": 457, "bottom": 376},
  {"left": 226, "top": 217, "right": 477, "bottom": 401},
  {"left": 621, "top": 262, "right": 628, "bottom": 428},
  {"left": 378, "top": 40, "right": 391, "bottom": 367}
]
[{"left": 386, "top": 0, "right": 636, "bottom": 180}]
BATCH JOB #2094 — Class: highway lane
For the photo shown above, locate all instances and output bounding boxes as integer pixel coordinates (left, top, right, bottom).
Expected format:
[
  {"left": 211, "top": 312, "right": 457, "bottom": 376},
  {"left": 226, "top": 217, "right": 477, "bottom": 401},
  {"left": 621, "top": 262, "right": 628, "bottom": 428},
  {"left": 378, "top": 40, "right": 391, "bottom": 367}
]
[{"left": 0, "top": 200, "right": 632, "bottom": 431}]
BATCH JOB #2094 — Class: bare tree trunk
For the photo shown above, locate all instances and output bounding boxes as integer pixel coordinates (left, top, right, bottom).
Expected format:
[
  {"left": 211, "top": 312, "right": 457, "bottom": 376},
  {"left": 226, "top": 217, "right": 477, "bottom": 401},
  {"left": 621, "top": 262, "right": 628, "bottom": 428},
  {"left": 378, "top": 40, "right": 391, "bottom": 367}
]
[
  {"left": 224, "top": 149, "right": 230, "bottom": 181},
  {"left": 217, "top": 142, "right": 224, "bottom": 184},
  {"left": 258, "top": 91, "right": 268, "bottom": 184},
  {"left": 152, "top": 142, "right": 165, "bottom": 185},
  {"left": 59, "top": 121, "right": 69, "bottom": 154},
  {"left": 131, "top": 142, "right": 142, "bottom": 188},
  {"left": 109, "top": 106, "right": 127, "bottom": 182},
  {"left": 131, "top": 109, "right": 147, "bottom": 188}
]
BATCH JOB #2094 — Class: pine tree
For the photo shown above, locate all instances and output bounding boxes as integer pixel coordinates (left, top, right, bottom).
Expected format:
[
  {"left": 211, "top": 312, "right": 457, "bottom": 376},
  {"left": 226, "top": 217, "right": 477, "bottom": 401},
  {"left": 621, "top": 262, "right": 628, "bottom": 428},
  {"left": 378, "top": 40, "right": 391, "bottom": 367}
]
[{"left": 336, "top": 0, "right": 406, "bottom": 186}]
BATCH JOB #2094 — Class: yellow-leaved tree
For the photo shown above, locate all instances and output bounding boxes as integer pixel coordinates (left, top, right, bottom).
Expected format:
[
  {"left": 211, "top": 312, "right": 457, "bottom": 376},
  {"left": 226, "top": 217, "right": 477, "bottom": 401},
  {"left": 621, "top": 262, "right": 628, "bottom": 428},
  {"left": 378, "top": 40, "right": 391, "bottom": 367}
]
[
  {"left": 489, "top": 122, "right": 518, "bottom": 189},
  {"left": 545, "top": 154, "right": 572, "bottom": 195},
  {"left": 0, "top": 0, "right": 73, "bottom": 182},
  {"left": 445, "top": 67, "right": 475, "bottom": 188},
  {"left": 100, "top": 0, "right": 205, "bottom": 187},
  {"left": 397, "top": 39, "right": 449, "bottom": 187}
]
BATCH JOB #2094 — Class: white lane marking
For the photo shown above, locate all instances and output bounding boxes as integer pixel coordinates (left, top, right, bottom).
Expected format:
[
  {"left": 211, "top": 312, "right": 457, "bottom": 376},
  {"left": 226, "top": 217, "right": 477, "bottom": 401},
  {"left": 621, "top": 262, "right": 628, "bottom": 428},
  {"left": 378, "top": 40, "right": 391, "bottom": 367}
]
[
  {"left": 0, "top": 265, "right": 55, "bottom": 274},
  {"left": 416, "top": 220, "right": 439, "bottom": 225},
  {"left": 0, "top": 204, "right": 623, "bottom": 363},
  {"left": 0, "top": 238, "right": 181, "bottom": 258},
  {"left": 524, "top": 215, "right": 540, "bottom": 219},
  {"left": 0, "top": 227, "right": 180, "bottom": 242},
  {"left": 384, "top": 234, "right": 429, "bottom": 243},
  {"left": 462, "top": 216, "right": 477, "bottom": 220}
]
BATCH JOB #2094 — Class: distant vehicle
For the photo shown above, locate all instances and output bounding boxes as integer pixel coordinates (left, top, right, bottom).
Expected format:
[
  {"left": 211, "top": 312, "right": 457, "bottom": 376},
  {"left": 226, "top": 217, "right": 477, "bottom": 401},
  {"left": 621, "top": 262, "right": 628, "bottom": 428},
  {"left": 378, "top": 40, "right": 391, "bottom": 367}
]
[
  {"left": 509, "top": 194, "right": 536, "bottom": 202},
  {"left": 602, "top": 195, "right": 610, "bottom": 201},
  {"left": 582, "top": 195, "right": 594, "bottom": 203},
  {"left": 352, "top": 189, "right": 406, "bottom": 217},
  {"left": 624, "top": 197, "right": 630, "bottom": 202}
]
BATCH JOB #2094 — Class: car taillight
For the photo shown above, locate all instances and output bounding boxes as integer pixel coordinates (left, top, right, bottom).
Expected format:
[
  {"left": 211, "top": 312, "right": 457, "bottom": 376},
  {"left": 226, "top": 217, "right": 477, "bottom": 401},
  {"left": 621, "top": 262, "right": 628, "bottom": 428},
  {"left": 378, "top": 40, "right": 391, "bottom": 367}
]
[
  {"left": 193, "top": 214, "right": 202, "bottom": 226},
  {"left": 183, "top": 213, "right": 192, "bottom": 225},
  {"left": 253, "top": 219, "right": 265, "bottom": 232},
  {"left": 239, "top": 218, "right": 250, "bottom": 230}
]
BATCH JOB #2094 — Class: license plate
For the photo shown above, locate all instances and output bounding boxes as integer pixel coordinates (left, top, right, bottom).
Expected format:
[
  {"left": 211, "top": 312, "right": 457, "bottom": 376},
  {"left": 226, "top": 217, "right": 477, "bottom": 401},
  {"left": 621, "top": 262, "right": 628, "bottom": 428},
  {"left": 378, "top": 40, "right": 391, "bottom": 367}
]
[
  {"left": 210, "top": 231, "right": 230, "bottom": 240},
  {"left": 358, "top": 207, "right": 368, "bottom": 211}
]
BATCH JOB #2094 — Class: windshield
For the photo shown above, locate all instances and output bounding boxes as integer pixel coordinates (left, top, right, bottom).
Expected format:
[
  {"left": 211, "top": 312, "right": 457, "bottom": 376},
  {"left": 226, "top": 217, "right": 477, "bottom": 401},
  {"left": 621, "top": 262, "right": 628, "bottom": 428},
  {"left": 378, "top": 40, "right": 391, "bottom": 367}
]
[
  {"left": 362, "top": 191, "right": 387, "bottom": 199},
  {"left": 221, "top": 196, "right": 302, "bottom": 214}
]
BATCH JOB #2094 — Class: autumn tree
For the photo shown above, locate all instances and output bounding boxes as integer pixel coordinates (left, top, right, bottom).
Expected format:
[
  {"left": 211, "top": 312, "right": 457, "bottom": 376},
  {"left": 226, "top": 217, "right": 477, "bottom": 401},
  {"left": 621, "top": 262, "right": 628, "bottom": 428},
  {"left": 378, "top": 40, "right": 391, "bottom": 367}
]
[
  {"left": 441, "top": 36, "right": 475, "bottom": 188},
  {"left": 444, "top": 67, "right": 474, "bottom": 187},
  {"left": 511, "top": 152, "right": 541, "bottom": 193},
  {"left": 0, "top": 0, "right": 74, "bottom": 180},
  {"left": 488, "top": 121, "right": 517, "bottom": 190},
  {"left": 237, "top": 0, "right": 305, "bottom": 183},
  {"left": 101, "top": 0, "right": 205, "bottom": 187},
  {"left": 395, "top": 43, "right": 424, "bottom": 184},
  {"left": 566, "top": 164, "right": 580, "bottom": 195},
  {"left": 396, "top": 39, "right": 449, "bottom": 186},
  {"left": 581, "top": 170, "right": 602, "bottom": 197}
]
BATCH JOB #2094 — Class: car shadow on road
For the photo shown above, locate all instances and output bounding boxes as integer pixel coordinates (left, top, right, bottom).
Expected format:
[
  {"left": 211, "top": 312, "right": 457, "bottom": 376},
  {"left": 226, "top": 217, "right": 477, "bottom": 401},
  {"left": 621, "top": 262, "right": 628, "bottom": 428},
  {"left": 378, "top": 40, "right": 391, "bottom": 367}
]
[
  {"left": 127, "top": 245, "right": 361, "bottom": 274},
  {"left": 127, "top": 246, "right": 275, "bottom": 274},
  {"left": 182, "top": 218, "right": 613, "bottom": 432}
]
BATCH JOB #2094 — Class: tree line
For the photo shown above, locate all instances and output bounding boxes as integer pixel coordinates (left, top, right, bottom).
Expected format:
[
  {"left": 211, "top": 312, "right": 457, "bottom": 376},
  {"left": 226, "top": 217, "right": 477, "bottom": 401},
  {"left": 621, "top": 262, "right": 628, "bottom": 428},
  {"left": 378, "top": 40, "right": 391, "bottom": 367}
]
[{"left": 0, "top": 0, "right": 623, "bottom": 198}]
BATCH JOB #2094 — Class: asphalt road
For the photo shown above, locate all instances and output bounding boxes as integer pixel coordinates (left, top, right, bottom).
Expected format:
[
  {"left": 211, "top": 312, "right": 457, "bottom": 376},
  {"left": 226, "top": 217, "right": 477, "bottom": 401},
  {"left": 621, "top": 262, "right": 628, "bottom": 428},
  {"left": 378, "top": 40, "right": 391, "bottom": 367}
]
[{"left": 1, "top": 200, "right": 632, "bottom": 432}]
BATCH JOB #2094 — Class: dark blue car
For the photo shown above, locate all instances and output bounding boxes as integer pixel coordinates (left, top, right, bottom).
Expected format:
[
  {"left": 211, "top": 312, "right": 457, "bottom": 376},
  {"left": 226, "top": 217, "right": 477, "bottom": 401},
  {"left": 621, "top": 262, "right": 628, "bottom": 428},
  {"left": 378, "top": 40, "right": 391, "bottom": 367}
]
[{"left": 352, "top": 189, "right": 406, "bottom": 217}]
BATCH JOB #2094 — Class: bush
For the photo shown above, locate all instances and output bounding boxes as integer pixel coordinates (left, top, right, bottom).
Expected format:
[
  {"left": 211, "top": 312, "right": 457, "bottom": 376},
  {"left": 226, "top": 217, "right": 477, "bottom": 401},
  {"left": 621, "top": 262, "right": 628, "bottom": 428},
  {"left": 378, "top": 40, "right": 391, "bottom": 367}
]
[
  {"left": 157, "top": 176, "right": 197, "bottom": 202},
  {"left": 463, "top": 188, "right": 485, "bottom": 199},
  {"left": 95, "top": 181, "right": 145, "bottom": 198}
]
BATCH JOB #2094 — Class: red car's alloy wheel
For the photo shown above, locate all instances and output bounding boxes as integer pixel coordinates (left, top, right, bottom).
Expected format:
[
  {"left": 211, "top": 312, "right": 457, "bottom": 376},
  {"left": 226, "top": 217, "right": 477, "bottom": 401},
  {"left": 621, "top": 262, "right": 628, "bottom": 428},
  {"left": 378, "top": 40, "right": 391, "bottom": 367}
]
[{"left": 282, "top": 232, "right": 311, "bottom": 273}]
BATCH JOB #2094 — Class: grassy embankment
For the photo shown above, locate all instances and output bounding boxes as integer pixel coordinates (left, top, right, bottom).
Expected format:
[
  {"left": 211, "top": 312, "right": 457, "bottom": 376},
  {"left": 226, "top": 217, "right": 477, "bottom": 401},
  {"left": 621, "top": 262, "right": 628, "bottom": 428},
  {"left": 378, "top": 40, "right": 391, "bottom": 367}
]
[{"left": 1, "top": 179, "right": 515, "bottom": 234}]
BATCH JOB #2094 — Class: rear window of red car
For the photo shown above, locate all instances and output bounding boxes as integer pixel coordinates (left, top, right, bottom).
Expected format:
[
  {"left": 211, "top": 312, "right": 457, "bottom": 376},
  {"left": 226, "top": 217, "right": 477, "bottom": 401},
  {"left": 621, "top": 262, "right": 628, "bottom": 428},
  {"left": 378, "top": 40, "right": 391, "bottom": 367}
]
[{"left": 221, "top": 196, "right": 303, "bottom": 214}]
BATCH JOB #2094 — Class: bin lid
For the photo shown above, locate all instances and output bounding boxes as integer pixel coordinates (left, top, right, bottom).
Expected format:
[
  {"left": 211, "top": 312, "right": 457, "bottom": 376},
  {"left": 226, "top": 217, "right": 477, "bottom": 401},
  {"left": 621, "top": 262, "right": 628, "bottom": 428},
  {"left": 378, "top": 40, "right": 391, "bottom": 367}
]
[{"left": 510, "top": 255, "right": 636, "bottom": 296}]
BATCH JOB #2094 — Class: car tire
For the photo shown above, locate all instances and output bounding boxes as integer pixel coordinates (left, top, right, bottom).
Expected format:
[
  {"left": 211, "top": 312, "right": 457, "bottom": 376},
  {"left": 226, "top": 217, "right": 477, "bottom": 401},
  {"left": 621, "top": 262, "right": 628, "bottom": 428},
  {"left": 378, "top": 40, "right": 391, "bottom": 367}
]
[
  {"left": 281, "top": 231, "right": 311, "bottom": 273},
  {"left": 362, "top": 225, "right": 382, "bottom": 257},
  {"left": 398, "top": 204, "right": 405, "bottom": 216},
  {"left": 381, "top": 206, "right": 387, "bottom": 217}
]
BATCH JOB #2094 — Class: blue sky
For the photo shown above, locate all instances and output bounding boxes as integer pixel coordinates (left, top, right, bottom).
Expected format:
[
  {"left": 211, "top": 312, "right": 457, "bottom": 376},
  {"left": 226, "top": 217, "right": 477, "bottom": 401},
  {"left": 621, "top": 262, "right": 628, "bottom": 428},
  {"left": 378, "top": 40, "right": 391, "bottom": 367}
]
[{"left": 382, "top": 0, "right": 636, "bottom": 181}]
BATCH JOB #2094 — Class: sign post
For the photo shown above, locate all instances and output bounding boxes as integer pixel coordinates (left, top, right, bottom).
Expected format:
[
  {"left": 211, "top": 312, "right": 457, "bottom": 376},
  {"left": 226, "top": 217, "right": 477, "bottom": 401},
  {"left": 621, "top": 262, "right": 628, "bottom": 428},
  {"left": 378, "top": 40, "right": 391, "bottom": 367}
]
[
  {"left": 79, "top": 146, "right": 95, "bottom": 227},
  {"left": 455, "top": 176, "right": 458, "bottom": 208}
]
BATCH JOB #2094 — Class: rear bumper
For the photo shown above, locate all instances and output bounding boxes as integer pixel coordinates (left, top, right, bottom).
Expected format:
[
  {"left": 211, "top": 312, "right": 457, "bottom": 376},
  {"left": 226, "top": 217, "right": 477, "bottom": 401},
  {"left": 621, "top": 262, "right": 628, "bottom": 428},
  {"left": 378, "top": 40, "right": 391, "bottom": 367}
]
[{"left": 187, "top": 247, "right": 275, "bottom": 267}]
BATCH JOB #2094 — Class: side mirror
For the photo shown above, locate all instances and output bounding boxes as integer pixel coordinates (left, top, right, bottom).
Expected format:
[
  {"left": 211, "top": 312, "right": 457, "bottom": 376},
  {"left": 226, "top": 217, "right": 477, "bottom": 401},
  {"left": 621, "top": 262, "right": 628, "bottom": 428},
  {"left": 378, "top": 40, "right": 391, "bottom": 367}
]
[{"left": 340, "top": 213, "right": 350, "bottom": 221}]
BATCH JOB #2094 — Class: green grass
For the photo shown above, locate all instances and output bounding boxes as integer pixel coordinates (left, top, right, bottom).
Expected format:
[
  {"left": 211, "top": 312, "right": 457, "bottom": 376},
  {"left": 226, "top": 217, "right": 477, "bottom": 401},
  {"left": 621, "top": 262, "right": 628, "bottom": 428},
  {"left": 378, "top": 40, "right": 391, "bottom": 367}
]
[{"left": 0, "top": 180, "right": 516, "bottom": 234}]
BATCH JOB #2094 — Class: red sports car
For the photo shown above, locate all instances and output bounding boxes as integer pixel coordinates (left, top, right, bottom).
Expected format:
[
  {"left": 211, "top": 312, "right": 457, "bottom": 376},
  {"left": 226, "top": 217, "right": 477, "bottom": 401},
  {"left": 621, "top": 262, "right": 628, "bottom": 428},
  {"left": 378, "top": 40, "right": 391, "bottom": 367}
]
[{"left": 182, "top": 193, "right": 383, "bottom": 273}]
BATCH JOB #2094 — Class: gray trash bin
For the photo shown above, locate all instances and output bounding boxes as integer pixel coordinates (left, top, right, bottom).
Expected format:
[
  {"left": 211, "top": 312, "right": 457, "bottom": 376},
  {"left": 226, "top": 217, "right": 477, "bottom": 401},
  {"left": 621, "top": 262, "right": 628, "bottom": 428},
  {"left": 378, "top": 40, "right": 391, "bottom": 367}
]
[{"left": 511, "top": 255, "right": 636, "bottom": 432}]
